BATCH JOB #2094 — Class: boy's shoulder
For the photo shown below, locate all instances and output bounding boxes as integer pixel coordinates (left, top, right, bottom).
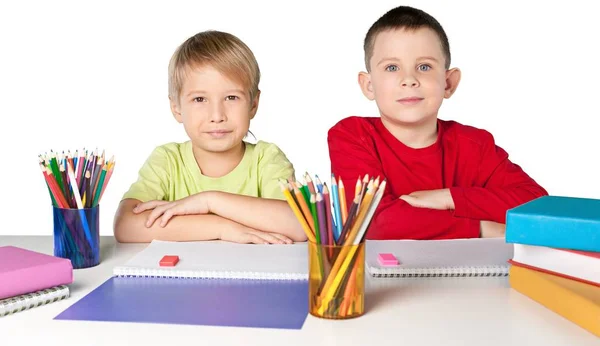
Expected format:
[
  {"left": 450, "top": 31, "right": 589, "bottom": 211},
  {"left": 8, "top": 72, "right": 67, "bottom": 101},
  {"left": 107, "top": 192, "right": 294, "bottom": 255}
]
[
  {"left": 440, "top": 119, "right": 496, "bottom": 148},
  {"left": 146, "top": 141, "right": 192, "bottom": 162},
  {"left": 250, "top": 140, "right": 283, "bottom": 152},
  {"left": 250, "top": 140, "right": 292, "bottom": 161},
  {"left": 328, "top": 116, "right": 380, "bottom": 137}
]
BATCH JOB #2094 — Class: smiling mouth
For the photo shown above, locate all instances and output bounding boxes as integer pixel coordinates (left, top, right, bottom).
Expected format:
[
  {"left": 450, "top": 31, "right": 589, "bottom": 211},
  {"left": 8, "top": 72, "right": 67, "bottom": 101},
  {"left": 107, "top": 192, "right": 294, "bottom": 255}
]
[
  {"left": 205, "top": 130, "right": 232, "bottom": 138},
  {"left": 397, "top": 97, "right": 424, "bottom": 104}
]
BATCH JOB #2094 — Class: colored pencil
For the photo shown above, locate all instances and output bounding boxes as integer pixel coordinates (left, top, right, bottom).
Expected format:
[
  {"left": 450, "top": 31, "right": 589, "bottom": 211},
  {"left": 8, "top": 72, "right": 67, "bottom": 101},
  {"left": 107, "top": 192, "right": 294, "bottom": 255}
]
[
  {"left": 278, "top": 181, "right": 315, "bottom": 243},
  {"left": 282, "top": 172, "right": 387, "bottom": 317},
  {"left": 39, "top": 148, "right": 115, "bottom": 209},
  {"left": 322, "top": 184, "right": 334, "bottom": 250},
  {"left": 316, "top": 193, "right": 328, "bottom": 246},
  {"left": 339, "top": 177, "right": 348, "bottom": 225}
]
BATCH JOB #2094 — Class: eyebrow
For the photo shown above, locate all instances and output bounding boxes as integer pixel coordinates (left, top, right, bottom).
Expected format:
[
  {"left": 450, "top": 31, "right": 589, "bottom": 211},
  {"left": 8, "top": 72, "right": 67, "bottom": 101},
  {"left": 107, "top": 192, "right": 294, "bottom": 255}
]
[
  {"left": 185, "top": 89, "right": 246, "bottom": 97},
  {"left": 377, "top": 56, "right": 440, "bottom": 66}
]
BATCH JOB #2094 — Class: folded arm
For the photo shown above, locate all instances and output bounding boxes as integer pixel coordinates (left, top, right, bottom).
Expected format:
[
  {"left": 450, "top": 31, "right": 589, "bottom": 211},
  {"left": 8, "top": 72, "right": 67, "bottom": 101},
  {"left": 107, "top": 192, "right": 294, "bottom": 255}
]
[
  {"left": 450, "top": 133, "right": 548, "bottom": 223},
  {"left": 113, "top": 199, "right": 292, "bottom": 244},
  {"left": 328, "top": 122, "right": 480, "bottom": 240}
]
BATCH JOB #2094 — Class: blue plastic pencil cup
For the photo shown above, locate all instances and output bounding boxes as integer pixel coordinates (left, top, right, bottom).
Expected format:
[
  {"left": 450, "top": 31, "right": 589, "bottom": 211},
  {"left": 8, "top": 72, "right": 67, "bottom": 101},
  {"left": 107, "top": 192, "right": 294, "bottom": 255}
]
[{"left": 52, "top": 205, "right": 100, "bottom": 269}]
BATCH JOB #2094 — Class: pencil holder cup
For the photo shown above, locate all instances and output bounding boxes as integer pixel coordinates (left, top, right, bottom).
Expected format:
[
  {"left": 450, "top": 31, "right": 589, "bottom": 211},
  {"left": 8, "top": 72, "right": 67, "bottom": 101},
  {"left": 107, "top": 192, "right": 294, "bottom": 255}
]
[
  {"left": 308, "top": 240, "right": 366, "bottom": 319},
  {"left": 52, "top": 205, "right": 100, "bottom": 269}
]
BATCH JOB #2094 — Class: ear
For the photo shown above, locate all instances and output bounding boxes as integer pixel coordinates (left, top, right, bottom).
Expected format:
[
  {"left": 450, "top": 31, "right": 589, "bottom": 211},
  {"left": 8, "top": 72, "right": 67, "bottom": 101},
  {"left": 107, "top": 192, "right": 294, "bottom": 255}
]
[
  {"left": 249, "top": 90, "right": 261, "bottom": 119},
  {"left": 169, "top": 96, "right": 183, "bottom": 123},
  {"left": 444, "top": 67, "right": 461, "bottom": 99},
  {"left": 358, "top": 71, "right": 375, "bottom": 101}
]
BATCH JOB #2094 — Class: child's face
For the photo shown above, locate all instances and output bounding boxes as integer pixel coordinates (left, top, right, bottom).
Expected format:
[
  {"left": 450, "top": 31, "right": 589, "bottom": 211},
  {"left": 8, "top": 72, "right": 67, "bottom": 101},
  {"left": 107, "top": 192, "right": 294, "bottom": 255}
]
[
  {"left": 170, "top": 65, "right": 258, "bottom": 155},
  {"left": 359, "top": 28, "right": 459, "bottom": 127}
]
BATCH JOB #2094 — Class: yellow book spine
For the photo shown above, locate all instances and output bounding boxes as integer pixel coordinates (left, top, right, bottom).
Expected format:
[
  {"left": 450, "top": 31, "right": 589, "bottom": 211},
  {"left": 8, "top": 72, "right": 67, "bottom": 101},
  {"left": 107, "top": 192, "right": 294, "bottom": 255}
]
[{"left": 509, "top": 265, "right": 600, "bottom": 337}]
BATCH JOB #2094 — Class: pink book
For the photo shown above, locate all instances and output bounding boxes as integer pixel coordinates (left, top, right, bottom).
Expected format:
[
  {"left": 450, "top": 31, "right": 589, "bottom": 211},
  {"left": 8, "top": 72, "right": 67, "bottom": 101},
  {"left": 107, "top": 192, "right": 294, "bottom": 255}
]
[{"left": 0, "top": 246, "right": 73, "bottom": 300}]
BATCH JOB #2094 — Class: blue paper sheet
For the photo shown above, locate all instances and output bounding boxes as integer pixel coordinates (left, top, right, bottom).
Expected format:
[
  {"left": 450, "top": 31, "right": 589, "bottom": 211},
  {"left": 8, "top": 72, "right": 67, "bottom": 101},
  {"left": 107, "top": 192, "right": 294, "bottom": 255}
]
[{"left": 55, "top": 276, "right": 309, "bottom": 329}]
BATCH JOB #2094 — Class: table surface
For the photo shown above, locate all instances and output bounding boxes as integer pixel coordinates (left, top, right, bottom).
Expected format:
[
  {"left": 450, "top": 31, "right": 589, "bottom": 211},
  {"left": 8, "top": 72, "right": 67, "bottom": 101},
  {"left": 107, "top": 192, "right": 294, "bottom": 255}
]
[{"left": 1, "top": 236, "right": 598, "bottom": 346}]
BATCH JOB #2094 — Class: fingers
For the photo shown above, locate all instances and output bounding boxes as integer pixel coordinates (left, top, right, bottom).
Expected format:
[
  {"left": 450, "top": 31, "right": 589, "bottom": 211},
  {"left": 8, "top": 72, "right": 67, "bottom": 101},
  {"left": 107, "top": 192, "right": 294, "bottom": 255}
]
[
  {"left": 399, "top": 195, "right": 418, "bottom": 207},
  {"left": 268, "top": 232, "right": 293, "bottom": 244},
  {"left": 250, "top": 231, "right": 286, "bottom": 244},
  {"left": 133, "top": 200, "right": 169, "bottom": 214},
  {"left": 145, "top": 202, "right": 175, "bottom": 227},
  {"left": 160, "top": 205, "right": 180, "bottom": 227},
  {"left": 243, "top": 233, "right": 270, "bottom": 245}
]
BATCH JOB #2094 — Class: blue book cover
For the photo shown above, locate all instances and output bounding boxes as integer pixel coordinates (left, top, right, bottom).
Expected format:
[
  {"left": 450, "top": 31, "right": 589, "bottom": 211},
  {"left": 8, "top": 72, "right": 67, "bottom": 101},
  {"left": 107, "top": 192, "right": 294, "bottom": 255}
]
[{"left": 506, "top": 195, "right": 600, "bottom": 252}]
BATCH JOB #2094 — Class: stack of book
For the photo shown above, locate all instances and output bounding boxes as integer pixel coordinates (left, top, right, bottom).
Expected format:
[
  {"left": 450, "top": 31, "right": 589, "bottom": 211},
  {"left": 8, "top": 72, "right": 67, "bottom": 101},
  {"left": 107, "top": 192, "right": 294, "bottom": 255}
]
[
  {"left": 0, "top": 246, "right": 73, "bottom": 317},
  {"left": 506, "top": 195, "right": 600, "bottom": 337}
]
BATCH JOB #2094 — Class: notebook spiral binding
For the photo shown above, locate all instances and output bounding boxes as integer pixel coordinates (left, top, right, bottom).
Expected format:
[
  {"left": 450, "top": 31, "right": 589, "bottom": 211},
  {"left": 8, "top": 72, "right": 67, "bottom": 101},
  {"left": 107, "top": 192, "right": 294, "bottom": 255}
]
[
  {"left": 368, "top": 265, "right": 509, "bottom": 278},
  {"left": 0, "top": 285, "right": 70, "bottom": 317},
  {"left": 113, "top": 267, "right": 308, "bottom": 281}
]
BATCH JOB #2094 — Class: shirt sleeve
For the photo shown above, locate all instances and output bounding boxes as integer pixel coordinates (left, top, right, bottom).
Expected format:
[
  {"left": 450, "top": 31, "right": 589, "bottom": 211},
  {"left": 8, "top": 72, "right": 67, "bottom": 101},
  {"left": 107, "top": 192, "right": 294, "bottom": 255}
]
[
  {"left": 256, "top": 142, "right": 296, "bottom": 200},
  {"left": 328, "top": 118, "right": 480, "bottom": 240},
  {"left": 450, "top": 130, "right": 548, "bottom": 223},
  {"left": 121, "top": 146, "right": 171, "bottom": 202}
]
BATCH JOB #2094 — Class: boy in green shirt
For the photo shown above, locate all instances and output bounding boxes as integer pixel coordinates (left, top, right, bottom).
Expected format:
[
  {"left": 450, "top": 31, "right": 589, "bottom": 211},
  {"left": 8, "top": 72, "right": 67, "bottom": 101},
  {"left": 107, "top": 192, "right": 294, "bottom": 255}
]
[{"left": 114, "top": 31, "right": 306, "bottom": 244}]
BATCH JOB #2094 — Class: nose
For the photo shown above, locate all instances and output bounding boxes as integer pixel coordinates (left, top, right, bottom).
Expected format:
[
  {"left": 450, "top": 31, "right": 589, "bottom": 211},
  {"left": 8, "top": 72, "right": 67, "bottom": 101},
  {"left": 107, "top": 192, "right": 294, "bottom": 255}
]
[
  {"left": 210, "top": 101, "right": 226, "bottom": 123},
  {"left": 400, "top": 72, "right": 420, "bottom": 88}
]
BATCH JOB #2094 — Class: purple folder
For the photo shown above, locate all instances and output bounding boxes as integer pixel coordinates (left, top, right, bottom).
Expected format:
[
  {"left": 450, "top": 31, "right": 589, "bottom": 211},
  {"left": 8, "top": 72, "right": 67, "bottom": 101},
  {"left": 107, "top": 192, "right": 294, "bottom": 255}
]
[{"left": 54, "top": 276, "right": 309, "bottom": 329}]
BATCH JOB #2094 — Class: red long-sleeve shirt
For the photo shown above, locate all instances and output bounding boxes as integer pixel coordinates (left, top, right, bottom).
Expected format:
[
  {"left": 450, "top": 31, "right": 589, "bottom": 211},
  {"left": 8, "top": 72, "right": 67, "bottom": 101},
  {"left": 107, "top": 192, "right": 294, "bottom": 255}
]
[{"left": 327, "top": 116, "right": 548, "bottom": 240}]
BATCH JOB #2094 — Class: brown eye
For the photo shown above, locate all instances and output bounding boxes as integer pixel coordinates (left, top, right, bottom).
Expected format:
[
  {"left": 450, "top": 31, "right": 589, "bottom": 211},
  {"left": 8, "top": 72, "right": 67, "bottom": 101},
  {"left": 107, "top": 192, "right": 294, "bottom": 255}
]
[{"left": 193, "top": 97, "right": 206, "bottom": 102}]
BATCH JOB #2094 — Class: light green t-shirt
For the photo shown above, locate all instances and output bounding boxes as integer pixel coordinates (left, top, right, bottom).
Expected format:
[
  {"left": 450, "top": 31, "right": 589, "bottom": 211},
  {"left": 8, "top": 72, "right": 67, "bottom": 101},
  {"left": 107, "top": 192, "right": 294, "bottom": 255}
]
[{"left": 122, "top": 140, "right": 295, "bottom": 202}]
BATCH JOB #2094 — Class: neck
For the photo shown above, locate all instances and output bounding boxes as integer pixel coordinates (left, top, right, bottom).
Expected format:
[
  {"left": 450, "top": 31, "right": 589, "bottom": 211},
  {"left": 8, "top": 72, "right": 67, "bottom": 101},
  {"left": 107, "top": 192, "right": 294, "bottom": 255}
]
[
  {"left": 192, "top": 142, "right": 245, "bottom": 178},
  {"left": 381, "top": 116, "right": 438, "bottom": 149}
]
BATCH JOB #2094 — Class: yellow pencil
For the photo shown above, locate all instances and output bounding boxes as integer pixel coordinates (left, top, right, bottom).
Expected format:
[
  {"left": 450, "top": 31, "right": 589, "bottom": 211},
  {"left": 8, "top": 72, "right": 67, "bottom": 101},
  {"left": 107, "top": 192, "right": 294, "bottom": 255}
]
[{"left": 279, "top": 181, "right": 316, "bottom": 242}]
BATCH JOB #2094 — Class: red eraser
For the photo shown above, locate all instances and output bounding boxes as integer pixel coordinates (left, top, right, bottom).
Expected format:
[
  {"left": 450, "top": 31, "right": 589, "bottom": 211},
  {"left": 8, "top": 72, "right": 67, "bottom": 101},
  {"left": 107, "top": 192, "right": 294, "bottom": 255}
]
[
  {"left": 378, "top": 253, "right": 399, "bottom": 266},
  {"left": 159, "top": 255, "right": 179, "bottom": 267}
]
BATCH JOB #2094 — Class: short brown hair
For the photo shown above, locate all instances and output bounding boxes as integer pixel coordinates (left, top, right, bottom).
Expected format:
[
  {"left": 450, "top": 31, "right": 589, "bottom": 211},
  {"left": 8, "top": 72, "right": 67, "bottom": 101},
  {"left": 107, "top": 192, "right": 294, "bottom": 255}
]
[
  {"left": 364, "top": 6, "right": 451, "bottom": 71},
  {"left": 168, "top": 30, "right": 260, "bottom": 103}
]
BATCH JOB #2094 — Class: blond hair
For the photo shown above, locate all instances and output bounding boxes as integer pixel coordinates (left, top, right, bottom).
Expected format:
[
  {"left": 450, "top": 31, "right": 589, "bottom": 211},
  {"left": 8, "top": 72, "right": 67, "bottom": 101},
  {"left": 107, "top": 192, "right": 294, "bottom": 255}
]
[{"left": 168, "top": 31, "right": 260, "bottom": 103}]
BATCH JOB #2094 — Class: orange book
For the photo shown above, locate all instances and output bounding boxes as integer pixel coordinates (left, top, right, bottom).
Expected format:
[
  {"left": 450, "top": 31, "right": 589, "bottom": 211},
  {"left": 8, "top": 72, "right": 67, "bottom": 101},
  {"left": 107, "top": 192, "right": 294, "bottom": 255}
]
[{"left": 509, "top": 265, "right": 600, "bottom": 337}]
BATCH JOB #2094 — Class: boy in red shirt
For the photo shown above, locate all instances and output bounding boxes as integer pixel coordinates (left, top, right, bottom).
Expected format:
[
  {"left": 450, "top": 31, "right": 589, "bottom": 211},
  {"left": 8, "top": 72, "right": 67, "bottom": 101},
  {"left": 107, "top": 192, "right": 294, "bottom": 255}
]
[{"left": 327, "top": 6, "right": 548, "bottom": 240}]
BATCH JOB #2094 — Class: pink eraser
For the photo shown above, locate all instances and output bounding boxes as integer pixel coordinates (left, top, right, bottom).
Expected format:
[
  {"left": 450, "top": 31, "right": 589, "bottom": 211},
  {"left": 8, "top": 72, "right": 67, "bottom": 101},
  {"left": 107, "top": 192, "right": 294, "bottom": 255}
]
[
  {"left": 378, "top": 253, "right": 399, "bottom": 266},
  {"left": 159, "top": 255, "right": 179, "bottom": 267}
]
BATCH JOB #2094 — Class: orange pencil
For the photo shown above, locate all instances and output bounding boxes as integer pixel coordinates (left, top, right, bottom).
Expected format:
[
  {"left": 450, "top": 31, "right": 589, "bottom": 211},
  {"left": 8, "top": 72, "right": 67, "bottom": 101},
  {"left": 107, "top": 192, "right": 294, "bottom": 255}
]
[
  {"left": 292, "top": 182, "right": 315, "bottom": 234},
  {"left": 338, "top": 177, "right": 348, "bottom": 225}
]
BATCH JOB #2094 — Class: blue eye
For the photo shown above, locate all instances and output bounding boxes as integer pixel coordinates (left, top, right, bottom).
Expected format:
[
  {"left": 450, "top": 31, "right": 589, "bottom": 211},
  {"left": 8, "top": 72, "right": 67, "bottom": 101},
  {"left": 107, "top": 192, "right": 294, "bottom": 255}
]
[
  {"left": 418, "top": 64, "right": 431, "bottom": 72},
  {"left": 385, "top": 65, "right": 399, "bottom": 72},
  {"left": 193, "top": 97, "right": 206, "bottom": 103}
]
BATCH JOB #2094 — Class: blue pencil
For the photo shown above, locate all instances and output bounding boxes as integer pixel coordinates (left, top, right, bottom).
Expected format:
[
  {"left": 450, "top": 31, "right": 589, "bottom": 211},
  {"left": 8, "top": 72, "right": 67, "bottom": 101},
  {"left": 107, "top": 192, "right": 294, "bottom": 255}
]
[{"left": 331, "top": 174, "right": 343, "bottom": 241}]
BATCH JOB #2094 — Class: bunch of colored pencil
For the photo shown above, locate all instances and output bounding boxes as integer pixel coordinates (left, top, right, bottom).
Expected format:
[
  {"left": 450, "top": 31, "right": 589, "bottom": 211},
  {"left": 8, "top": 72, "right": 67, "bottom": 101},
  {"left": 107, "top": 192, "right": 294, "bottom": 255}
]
[
  {"left": 280, "top": 173, "right": 386, "bottom": 317},
  {"left": 38, "top": 149, "right": 115, "bottom": 209},
  {"left": 38, "top": 149, "right": 114, "bottom": 268}
]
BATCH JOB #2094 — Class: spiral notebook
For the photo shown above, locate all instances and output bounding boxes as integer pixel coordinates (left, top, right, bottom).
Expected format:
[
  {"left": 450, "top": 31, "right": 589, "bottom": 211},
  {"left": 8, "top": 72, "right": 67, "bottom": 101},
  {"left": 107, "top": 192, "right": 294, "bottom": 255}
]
[
  {"left": 366, "top": 238, "right": 514, "bottom": 278},
  {"left": 113, "top": 240, "right": 308, "bottom": 280},
  {"left": 1, "top": 285, "right": 70, "bottom": 317}
]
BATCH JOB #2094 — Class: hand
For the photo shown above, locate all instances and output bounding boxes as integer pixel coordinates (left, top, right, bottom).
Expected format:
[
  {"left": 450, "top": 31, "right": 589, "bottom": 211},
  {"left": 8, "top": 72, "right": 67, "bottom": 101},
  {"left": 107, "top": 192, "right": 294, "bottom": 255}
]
[
  {"left": 399, "top": 189, "right": 455, "bottom": 210},
  {"left": 220, "top": 225, "right": 293, "bottom": 245},
  {"left": 480, "top": 220, "right": 506, "bottom": 238},
  {"left": 134, "top": 193, "right": 211, "bottom": 228}
]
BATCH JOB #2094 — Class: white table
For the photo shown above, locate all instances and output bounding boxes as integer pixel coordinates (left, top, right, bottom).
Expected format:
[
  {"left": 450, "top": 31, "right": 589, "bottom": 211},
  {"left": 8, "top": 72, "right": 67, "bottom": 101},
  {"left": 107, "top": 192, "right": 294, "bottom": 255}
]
[{"left": 1, "top": 236, "right": 598, "bottom": 346}]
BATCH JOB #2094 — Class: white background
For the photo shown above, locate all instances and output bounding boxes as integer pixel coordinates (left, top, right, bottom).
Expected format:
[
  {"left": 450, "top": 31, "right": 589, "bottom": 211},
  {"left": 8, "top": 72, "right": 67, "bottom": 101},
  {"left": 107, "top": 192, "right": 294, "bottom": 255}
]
[{"left": 1, "top": 0, "right": 598, "bottom": 236}]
